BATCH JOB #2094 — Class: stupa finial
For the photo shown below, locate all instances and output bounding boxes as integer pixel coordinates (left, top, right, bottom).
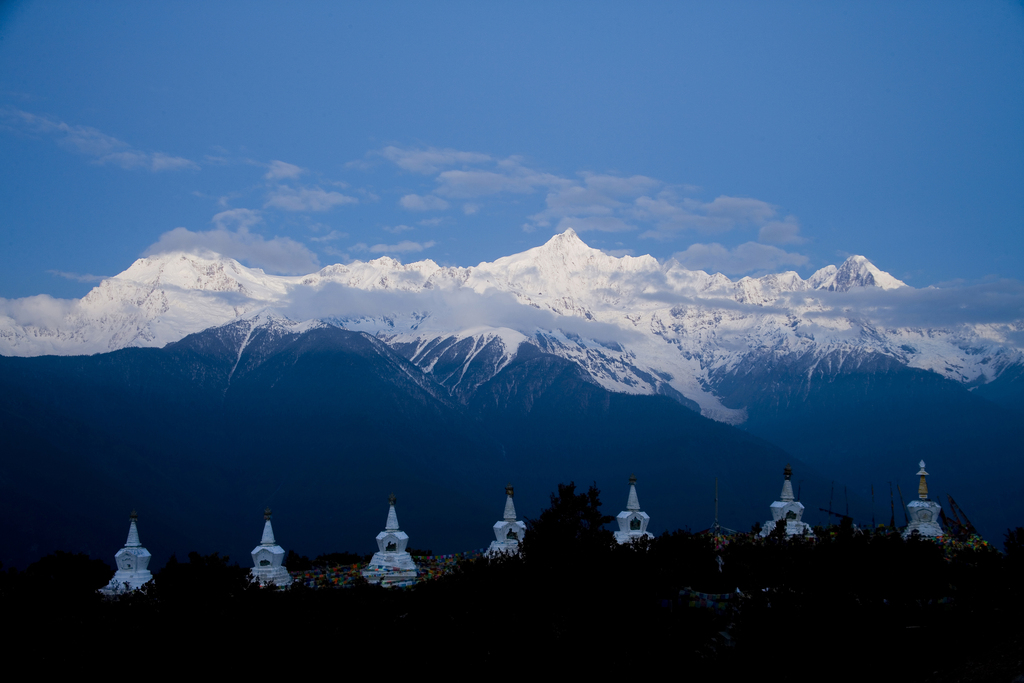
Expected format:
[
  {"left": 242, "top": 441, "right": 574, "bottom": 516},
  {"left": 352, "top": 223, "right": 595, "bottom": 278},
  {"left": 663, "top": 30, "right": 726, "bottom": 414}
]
[
  {"left": 503, "top": 483, "right": 518, "bottom": 521},
  {"left": 125, "top": 510, "right": 142, "bottom": 547},
  {"left": 626, "top": 474, "right": 641, "bottom": 512},
  {"left": 917, "top": 461, "right": 929, "bottom": 500},
  {"left": 779, "top": 464, "right": 795, "bottom": 503},
  {"left": 260, "top": 507, "right": 277, "bottom": 546},
  {"left": 385, "top": 493, "right": 401, "bottom": 531}
]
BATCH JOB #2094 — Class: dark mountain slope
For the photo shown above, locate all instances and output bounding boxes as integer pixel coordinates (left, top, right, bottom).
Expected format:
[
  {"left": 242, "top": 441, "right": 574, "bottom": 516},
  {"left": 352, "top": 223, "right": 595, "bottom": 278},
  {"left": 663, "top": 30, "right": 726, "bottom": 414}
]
[
  {"left": 724, "top": 352, "right": 1024, "bottom": 538},
  {"left": 468, "top": 343, "right": 831, "bottom": 537},
  {"left": 0, "top": 323, "right": 816, "bottom": 571},
  {"left": 975, "top": 363, "right": 1024, "bottom": 415}
]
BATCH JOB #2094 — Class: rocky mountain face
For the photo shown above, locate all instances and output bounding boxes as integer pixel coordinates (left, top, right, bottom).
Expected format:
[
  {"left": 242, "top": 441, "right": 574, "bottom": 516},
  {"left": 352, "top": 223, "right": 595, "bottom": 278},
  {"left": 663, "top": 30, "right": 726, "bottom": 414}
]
[{"left": 2, "top": 230, "right": 1020, "bottom": 425}]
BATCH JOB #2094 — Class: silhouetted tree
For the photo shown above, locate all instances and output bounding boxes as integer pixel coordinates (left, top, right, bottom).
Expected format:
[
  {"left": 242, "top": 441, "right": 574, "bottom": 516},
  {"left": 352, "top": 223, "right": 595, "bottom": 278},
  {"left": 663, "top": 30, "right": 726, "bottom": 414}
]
[
  {"left": 285, "top": 550, "right": 312, "bottom": 571},
  {"left": 25, "top": 551, "right": 112, "bottom": 598},
  {"left": 154, "top": 552, "right": 255, "bottom": 603},
  {"left": 1005, "top": 527, "right": 1024, "bottom": 560},
  {"left": 523, "top": 481, "right": 613, "bottom": 565}
]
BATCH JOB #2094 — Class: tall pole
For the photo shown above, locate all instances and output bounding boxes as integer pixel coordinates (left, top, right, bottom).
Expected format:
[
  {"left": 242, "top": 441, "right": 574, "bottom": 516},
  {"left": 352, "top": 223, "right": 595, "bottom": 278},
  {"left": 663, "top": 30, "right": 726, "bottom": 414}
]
[
  {"left": 896, "top": 483, "right": 910, "bottom": 526},
  {"left": 828, "top": 481, "right": 834, "bottom": 526},
  {"left": 714, "top": 477, "right": 719, "bottom": 536},
  {"left": 888, "top": 482, "right": 896, "bottom": 529}
]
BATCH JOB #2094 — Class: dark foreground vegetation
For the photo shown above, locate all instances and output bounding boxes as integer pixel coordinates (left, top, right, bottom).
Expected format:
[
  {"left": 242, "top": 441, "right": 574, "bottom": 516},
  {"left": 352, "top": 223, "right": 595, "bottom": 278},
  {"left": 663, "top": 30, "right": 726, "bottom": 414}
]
[{"left": 2, "top": 484, "right": 1022, "bottom": 679}]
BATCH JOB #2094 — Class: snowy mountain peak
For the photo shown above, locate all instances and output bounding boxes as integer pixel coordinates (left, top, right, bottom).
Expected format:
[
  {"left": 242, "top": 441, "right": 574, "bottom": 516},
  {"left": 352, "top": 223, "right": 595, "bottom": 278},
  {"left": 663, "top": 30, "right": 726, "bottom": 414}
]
[
  {"left": 468, "top": 229, "right": 661, "bottom": 307},
  {"left": 812, "top": 255, "right": 906, "bottom": 292},
  {"left": 1, "top": 231, "right": 1018, "bottom": 426},
  {"left": 807, "top": 264, "right": 838, "bottom": 289},
  {"left": 542, "top": 227, "right": 584, "bottom": 249},
  {"left": 102, "top": 251, "right": 300, "bottom": 303},
  {"left": 523, "top": 228, "right": 604, "bottom": 264}
]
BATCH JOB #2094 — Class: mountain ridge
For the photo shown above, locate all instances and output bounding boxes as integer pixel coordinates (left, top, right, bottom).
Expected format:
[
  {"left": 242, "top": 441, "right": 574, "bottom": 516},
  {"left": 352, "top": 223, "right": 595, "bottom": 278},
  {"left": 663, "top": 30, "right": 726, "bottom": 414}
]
[{"left": 1, "top": 230, "right": 1019, "bottom": 424}]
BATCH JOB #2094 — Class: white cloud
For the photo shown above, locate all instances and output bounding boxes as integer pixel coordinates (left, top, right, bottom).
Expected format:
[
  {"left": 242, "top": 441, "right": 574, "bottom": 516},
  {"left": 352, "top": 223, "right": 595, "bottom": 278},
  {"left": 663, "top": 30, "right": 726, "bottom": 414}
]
[
  {"left": 47, "top": 270, "right": 108, "bottom": 283},
  {"left": 671, "top": 242, "right": 809, "bottom": 275},
  {"left": 383, "top": 224, "right": 415, "bottom": 234},
  {"left": 399, "top": 194, "right": 449, "bottom": 211},
  {"left": 634, "top": 192, "right": 781, "bottom": 238},
  {"left": 0, "top": 294, "right": 76, "bottom": 328},
  {"left": 322, "top": 246, "right": 351, "bottom": 259},
  {"left": 798, "top": 279, "right": 1024, "bottom": 328},
  {"left": 215, "top": 192, "right": 242, "bottom": 208},
  {"left": 144, "top": 226, "right": 320, "bottom": 274},
  {"left": 212, "top": 208, "right": 263, "bottom": 231},
  {"left": 264, "top": 186, "right": 358, "bottom": 212},
  {"left": 309, "top": 230, "right": 349, "bottom": 243},
  {"left": 434, "top": 170, "right": 536, "bottom": 198},
  {"left": 758, "top": 215, "right": 805, "bottom": 245},
  {"left": 148, "top": 153, "right": 198, "bottom": 171},
  {"left": 2, "top": 107, "right": 199, "bottom": 171},
  {"left": 378, "top": 146, "right": 491, "bottom": 174},
  {"left": 581, "top": 173, "right": 660, "bottom": 196},
  {"left": 522, "top": 176, "right": 661, "bottom": 233},
  {"left": 279, "top": 285, "right": 646, "bottom": 348},
  {"left": 434, "top": 164, "right": 570, "bottom": 199},
  {"left": 545, "top": 185, "right": 622, "bottom": 214},
  {"left": 527, "top": 184, "right": 626, "bottom": 230},
  {"left": 96, "top": 150, "right": 197, "bottom": 172},
  {"left": 703, "top": 196, "right": 777, "bottom": 223},
  {"left": 367, "top": 143, "right": 803, "bottom": 245},
  {"left": 352, "top": 240, "right": 437, "bottom": 255},
  {"left": 265, "top": 160, "right": 304, "bottom": 180}
]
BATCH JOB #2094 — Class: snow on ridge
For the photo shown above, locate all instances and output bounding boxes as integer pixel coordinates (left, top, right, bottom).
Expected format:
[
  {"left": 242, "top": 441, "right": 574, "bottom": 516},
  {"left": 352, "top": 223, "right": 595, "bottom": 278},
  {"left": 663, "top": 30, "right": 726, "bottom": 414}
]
[
  {"left": 812, "top": 255, "right": 907, "bottom": 292},
  {"left": 0, "top": 234, "right": 1018, "bottom": 423}
]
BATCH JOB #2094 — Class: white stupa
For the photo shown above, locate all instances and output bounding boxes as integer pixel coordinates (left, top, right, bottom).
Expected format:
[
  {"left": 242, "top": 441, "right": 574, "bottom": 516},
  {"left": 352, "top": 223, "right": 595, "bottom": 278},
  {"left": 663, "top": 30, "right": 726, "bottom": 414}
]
[
  {"left": 758, "top": 464, "right": 814, "bottom": 538},
  {"left": 902, "top": 461, "right": 944, "bottom": 539},
  {"left": 361, "top": 493, "right": 418, "bottom": 585},
  {"left": 100, "top": 510, "right": 154, "bottom": 595},
  {"left": 614, "top": 474, "right": 653, "bottom": 544},
  {"left": 250, "top": 507, "right": 293, "bottom": 587},
  {"left": 487, "top": 483, "right": 527, "bottom": 557}
]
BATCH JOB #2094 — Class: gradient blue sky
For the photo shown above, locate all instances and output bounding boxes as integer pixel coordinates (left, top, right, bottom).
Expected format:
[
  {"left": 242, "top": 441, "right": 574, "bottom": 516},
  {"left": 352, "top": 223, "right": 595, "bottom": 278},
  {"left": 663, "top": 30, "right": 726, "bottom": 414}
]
[{"left": 1, "top": 2, "right": 1022, "bottom": 300}]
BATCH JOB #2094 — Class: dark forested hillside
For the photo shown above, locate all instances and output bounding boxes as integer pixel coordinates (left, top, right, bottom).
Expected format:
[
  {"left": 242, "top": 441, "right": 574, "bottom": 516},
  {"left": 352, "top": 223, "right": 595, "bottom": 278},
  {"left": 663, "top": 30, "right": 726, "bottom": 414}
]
[{"left": 0, "top": 322, "right": 810, "bottom": 571}]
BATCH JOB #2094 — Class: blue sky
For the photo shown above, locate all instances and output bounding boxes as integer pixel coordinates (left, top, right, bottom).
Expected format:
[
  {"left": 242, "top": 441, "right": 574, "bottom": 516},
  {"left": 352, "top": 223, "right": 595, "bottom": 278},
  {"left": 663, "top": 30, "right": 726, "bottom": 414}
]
[{"left": 1, "top": 2, "right": 1022, "bottom": 299}]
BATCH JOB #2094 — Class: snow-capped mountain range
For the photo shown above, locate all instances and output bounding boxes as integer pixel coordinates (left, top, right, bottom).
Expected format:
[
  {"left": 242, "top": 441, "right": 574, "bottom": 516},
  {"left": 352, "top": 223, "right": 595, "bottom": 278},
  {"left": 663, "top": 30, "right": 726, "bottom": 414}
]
[{"left": 2, "top": 229, "right": 1020, "bottom": 424}]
